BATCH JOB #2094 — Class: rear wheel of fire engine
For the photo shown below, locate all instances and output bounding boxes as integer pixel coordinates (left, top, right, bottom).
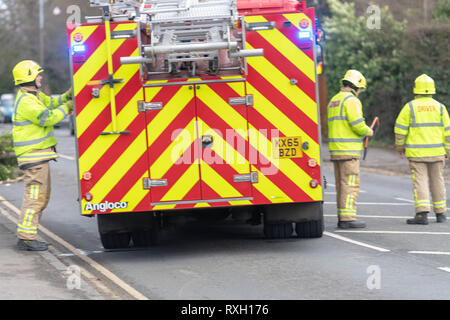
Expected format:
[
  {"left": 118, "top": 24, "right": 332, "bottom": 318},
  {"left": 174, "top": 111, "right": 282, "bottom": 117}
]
[
  {"left": 263, "top": 222, "right": 293, "bottom": 239},
  {"left": 295, "top": 218, "right": 324, "bottom": 238},
  {"left": 97, "top": 214, "right": 131, "bottom": 249},
  {"left": 131, "top": 226, "right": 160, "bottom": 247},
  {"left": 100, "top": 232, "right": 131, "bottom": 250},
  {"left": 295, "top": 203, "right": 324, "bottom": 238}
]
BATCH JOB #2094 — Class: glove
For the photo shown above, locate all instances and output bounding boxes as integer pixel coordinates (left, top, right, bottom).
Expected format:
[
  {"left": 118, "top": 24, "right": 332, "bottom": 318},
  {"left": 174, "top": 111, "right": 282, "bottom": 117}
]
[
  {"left": 65, "top": 88, "right": 73, "bottom": 100},
  {"left": 65, "top": 100, "right": 74, "bottom": 113}
]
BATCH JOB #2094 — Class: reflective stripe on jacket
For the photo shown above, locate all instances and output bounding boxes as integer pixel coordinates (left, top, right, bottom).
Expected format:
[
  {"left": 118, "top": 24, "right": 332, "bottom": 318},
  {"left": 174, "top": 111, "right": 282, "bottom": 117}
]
[
  {"left": 394, "top": 97, "right": 450, "bottom": 158},
  {"left": 327, "top": 90, "right": 372, "bottom": 158},
  {"left": 12, "top": 90, "right": 69, "bottom": 162},
  {"left": 38, "top": 91, "right": 69, "bottom": 110}
]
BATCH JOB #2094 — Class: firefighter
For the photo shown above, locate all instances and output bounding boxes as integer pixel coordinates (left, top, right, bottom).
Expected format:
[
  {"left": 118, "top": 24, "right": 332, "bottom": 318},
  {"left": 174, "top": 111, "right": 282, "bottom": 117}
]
[
  {"left": 394, "top": 74, "right": 449, "bottom": 225},
  {"left": 327, "top": 70, "right": 373, "bottom": 229},
  {"left": 11, "top": 60, "right": 73, "bottom": 251}
]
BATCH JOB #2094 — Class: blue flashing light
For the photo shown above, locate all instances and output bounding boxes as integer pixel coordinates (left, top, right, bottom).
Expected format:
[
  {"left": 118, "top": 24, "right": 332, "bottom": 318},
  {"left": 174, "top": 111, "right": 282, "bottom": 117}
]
[
  {"left": 73, "top": 44, "right": 86, "bottom": 53},
  {"left": 298, "top": 31, "right": 311, "bottom": 39}
]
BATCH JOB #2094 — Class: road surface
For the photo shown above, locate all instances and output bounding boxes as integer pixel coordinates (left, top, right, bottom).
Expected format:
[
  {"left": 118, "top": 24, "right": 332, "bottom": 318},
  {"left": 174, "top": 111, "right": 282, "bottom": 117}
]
[{"left": 1, "top": 123, "right": 449, "bottom": 300}]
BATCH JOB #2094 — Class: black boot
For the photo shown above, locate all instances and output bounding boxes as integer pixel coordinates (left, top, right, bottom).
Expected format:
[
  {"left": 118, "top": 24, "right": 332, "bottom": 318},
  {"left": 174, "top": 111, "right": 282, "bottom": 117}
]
[
  {"left": 406, "top": 212, "right": 428, "bottom": 225},
  {"left": 17, "top": 239, "right": 48, "bottom": 251},
  {"left": 436, "top": 213, "right": 447, "bottom": 223},
  {"left": 338, "top": 220, "right": 366, "bottom": 229}
]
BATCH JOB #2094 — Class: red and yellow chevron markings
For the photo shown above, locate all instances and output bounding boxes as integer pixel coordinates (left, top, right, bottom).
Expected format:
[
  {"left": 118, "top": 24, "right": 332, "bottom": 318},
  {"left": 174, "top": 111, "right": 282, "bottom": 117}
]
[
  {"left": 146, "top": 85, "right": 199, "bottom": 203},
  {"left": 243, "top": 13, "right": 322, "bottom": 204},
  {"left": 196, "top": 82, "right": 252, "bottom": 200},
  {"left": 148, "top": 81, "right": 253, "bottom": 211},
  {"left": 74, "top": 10, "right": 322, "bottom": 215},
  {"left": 72, "top": 23, "right": 152, "bottom": 214}
]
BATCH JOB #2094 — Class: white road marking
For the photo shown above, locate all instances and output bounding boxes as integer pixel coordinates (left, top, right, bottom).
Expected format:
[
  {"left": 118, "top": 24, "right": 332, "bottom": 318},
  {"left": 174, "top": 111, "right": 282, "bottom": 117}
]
[
  {"left": 325, "top": 191, "right": 366, "bottom": 194},
  {"left": 0, "top": 195, "right": 149, "bottom": 300},
  {"left": 395, "top": 197, "right": 414, "bottom": 203},
  {"left": 324, "top": 231, "right": 390, "bottom": 252},
  {"left": 438, "top": 267, "right": 450, "bottom": 273},
  {"left": 324, "top": 202, "right": 410, "bottom": 206},
  {"left": 409, "top": 251, "right": 450, "bottom": 256},
  {"left": 335, "top": 230, "right": 450, "bottom": 235},
  {"left": 58, "top": 249, "right": 103, "bottom": 257},
  {"left": 325, "top": 214, "right": 410, "bottom": 219},
  {"left": 324, "top": 184, "right": 365, "bottom": 193},
  {"left": 58, "top": 153, "right": 75, "bottom": 161}
]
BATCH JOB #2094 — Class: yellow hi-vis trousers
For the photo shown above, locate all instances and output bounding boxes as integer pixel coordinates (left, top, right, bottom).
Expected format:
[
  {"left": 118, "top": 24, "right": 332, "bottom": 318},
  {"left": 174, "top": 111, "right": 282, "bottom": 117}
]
[
  {"left": 17, "top": 162, "right": 51, "bottom": 240},
  {"left": 333, "top": 159, "right": 360, "bottom": 222},
  {"left": 409, "top": 160, "right": 446, "bottom": 214}
]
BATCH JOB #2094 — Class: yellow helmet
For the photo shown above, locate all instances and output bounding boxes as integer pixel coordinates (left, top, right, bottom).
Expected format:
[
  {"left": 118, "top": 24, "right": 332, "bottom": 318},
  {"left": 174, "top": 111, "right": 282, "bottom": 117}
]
[
  {"left": 414, "top": 74, "right": 435, "bottom": 95},
  {"left": 341, "top": 69, "right": 367, "bottom": 91},
  {"left": 12, "top": 60, "right": 43, "bottom": 86}
]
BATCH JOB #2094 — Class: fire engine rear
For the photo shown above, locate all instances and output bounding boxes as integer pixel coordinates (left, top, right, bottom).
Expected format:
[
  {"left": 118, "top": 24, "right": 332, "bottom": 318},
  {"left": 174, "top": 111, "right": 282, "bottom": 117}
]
[{"left": 68, "top": 0, "right": 324, "bottom": 249}]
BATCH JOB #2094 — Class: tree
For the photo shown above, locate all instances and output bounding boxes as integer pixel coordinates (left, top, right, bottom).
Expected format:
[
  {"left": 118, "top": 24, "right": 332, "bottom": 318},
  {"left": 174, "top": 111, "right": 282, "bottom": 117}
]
[
  {"left": 433, "top": 0, "right": 450, "bottom": 21},
  {"left": 403, "top": 0, "right": 450, "bottom": 106},
  {"left": 0, "top": 0, "right": 95, "bottom": 95},
  {"left": 0, "top": 0, "right": 39, "bottom": 95},
  {"left": 323, "top": 0, "right": 408, "bottom": 141}
]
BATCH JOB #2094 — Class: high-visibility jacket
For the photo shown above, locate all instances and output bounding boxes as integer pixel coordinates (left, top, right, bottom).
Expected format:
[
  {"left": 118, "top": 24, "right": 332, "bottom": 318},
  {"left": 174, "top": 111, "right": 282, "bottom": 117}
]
[
  {"left": 394, "top": 97, "right": 450, "bottom": 158},
  {"left": 12, "top": 90, "right": 69, "bottom": 167},
  {"left": 327, "top": 90, "right": 372, "bottom": 159},
  {"left": 38, "top": 91, "right": 70, "bottom": 110}
]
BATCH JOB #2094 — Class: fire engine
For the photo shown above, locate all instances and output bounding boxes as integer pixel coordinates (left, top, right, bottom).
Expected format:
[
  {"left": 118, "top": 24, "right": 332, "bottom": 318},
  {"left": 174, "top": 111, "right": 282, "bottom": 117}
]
[{"left": 68, "top": 0, "right": 324, "bottom": 249}]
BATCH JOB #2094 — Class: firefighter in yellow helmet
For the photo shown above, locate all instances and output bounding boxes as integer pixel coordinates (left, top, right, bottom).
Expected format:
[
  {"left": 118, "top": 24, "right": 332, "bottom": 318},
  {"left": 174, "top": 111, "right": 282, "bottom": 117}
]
[
  {"left": 11, "top": 60, "right": 74, "bottom": 251},
  {"left": 395, "top": 74, "right": 449, "bottom": 224},
  {"left": 327, "top": 70, "right": 373, "bottom": 229}
]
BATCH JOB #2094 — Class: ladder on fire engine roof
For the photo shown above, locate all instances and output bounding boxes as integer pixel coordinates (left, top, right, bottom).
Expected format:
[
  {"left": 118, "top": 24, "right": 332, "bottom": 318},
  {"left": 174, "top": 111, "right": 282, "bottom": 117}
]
[
  {"left": 89, "top": 0, "right": 263, "bottom": 66},
  {"left": 87, "top": 0, "right": 264, "bottom": 135}
]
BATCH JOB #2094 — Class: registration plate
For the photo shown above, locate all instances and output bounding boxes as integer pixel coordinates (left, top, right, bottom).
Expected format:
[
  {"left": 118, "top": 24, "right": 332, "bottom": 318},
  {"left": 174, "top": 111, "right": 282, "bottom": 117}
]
[{"left": 272, "top": 136, "right": 302, "bottom": 159}]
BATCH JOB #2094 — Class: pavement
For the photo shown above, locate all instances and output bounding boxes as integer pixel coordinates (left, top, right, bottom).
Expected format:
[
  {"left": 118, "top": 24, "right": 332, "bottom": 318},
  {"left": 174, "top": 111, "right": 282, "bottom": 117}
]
[
  {"left": 0, "top": 142, "right": 448, "bottom": 300},
  {"left": 0, "top": 206, "right": 105, "bottom": 300}
]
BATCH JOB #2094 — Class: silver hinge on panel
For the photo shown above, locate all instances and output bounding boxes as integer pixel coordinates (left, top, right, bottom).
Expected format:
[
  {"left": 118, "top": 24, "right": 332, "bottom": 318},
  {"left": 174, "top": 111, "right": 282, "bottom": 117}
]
[
  {"left": 233, "top": 172, "right": 258, "bottom": 183},
  {"left": 143, "top": 178, "right": 168, "bottom": 190},
  {"left": 138, "top": 101, "right": 163, "bottom": 112},
  {"left": 229, "top": 95, "right": 253, "bottom": 107},
  {"left": 245, "top": 21, "right": 276, "bottom": 31},
  {"left": 110, "top": 30, "right": 137, "bottom": 39},
  {"left": 92, "top": 88, "right": 100, "bottom": 98}
]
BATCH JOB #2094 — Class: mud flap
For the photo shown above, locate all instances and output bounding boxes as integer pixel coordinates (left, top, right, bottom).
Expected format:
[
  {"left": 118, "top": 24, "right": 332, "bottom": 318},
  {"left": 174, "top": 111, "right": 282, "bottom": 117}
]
[{"left": 263, "top": 201, "right": 323, "bottom": 224}]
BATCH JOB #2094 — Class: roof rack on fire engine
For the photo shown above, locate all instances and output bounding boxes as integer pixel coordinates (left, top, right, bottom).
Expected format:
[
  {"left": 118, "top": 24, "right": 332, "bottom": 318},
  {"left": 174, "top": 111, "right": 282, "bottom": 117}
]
[
  {"left": 88, "top": 0, "right": 263, "bottom": 80},
  {"left": 88, "top": 0, "right": 142, "bottom": 22}
]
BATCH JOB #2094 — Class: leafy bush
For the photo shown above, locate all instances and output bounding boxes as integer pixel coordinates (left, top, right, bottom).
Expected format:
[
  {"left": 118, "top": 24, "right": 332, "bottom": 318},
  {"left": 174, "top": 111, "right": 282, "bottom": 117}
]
[
  {"left": 323, "top": 0, "right": 408, "bottom": 140},
  {"left": 0, "top": 132, "right": 21, "bottom": 181},
  {"left": 433, "top": 0, "right": 450, "bottom": 21},
  {"left": 323, "top": 0, "right": 449, "bottom": 142}
]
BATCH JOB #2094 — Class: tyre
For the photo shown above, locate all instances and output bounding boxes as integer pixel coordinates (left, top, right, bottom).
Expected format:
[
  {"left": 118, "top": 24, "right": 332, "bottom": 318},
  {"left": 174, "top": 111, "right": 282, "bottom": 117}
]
[
  {"left": 100, "top": 232, "right": 131, "bottom": 249},
  {"left": 131, "top": 227, "right": 160, "bottom": 247},
  {"left": 97, "top": 214, "right": 132, "bottom": 249},
  {"left": 295, "top": 218, "right": 323, "bottom": 238},
  {"left": 263, "top": 222, "right": 293, "bottom": 239}
]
